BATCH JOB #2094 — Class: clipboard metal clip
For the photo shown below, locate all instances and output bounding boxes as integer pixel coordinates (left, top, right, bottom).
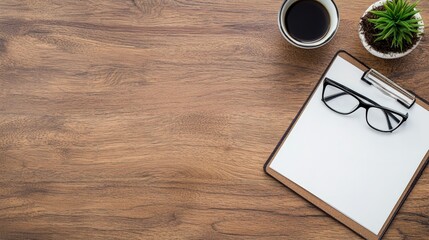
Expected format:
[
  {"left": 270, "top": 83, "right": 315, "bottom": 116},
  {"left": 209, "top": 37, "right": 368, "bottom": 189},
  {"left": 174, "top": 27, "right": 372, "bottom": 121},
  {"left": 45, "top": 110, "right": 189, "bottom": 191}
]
[{"left": 362, "top": 69, "right": 416, "bottom": 109}]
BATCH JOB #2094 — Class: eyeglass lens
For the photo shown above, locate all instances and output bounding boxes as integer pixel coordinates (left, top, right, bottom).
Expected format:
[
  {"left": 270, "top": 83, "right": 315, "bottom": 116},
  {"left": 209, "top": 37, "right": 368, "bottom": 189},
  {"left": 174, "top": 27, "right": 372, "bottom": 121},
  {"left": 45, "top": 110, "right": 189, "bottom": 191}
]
[
  {"left": 323, "top": 84, "right": 359, "bottom": 114},
  {"left": 366, "top": 107, "right": 403, "bottom": 132}
]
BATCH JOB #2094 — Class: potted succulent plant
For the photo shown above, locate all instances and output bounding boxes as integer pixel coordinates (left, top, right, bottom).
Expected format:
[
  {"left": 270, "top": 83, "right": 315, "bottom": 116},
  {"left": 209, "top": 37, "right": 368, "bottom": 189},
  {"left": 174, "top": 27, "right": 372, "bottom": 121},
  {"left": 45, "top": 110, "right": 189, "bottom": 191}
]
[{"left": 359, "top": 0, "right": 424, "bottom": 59}]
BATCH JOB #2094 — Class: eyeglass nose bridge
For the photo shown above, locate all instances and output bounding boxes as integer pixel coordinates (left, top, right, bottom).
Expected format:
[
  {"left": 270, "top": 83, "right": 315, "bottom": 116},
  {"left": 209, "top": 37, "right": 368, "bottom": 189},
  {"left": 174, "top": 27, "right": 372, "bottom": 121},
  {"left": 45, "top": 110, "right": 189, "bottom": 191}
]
[{"left": 358, "top": 101, "right": 372, "bottom": 110}]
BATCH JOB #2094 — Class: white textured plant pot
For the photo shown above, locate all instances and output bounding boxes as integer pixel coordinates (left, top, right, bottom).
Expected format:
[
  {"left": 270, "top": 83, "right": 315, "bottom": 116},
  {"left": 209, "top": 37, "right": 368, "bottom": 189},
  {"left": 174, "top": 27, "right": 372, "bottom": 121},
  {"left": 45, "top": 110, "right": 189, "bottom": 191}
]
[{"left": 358, "top": 0, "right": 424, "bottom": 59}]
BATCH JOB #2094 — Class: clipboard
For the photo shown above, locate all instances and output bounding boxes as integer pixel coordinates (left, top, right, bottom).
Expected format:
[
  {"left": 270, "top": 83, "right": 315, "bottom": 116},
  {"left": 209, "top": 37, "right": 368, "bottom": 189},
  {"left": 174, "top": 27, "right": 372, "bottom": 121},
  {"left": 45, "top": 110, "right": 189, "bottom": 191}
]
[{"left": 264, "top": 50, "right": 429, "bottom": 240}]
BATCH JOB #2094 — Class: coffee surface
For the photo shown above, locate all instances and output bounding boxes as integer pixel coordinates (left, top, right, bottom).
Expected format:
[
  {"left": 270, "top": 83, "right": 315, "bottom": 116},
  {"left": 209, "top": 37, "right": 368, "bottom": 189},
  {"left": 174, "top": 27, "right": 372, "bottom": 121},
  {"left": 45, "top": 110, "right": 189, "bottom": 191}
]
[{"left": 285, "top": 0, "right": 331, "bottom": 43}]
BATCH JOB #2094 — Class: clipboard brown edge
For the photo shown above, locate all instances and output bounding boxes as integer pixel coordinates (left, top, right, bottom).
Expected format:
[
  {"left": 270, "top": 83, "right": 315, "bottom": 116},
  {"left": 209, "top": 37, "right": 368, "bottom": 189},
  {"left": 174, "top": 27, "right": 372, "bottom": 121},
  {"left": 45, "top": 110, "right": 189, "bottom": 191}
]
[{"left": 263, "top": 50, "right": 429, "bottom": 240}]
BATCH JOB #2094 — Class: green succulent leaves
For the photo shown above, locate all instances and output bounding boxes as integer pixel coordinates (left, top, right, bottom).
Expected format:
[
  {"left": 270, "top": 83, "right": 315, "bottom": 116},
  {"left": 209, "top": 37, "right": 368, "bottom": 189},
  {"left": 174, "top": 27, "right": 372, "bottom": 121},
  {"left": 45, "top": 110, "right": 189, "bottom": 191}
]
[{"left": 368, "top": 0, "right": 423, "bottom": 51}]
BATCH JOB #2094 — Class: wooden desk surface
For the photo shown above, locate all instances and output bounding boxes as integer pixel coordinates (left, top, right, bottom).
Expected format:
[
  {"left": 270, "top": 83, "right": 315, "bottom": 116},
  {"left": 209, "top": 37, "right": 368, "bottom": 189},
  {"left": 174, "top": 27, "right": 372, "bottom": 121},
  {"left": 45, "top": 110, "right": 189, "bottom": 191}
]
[{"left": 0, "top": 1, "right": 428, "bottom": 239}]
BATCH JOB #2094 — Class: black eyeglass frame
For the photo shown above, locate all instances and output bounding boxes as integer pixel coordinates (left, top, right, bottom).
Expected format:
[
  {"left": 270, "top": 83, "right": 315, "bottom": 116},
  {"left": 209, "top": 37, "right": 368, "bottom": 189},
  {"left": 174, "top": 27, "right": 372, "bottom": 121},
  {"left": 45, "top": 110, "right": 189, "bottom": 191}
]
[{"left": 322, "top": 78, "right": 408, "bottom": 133}]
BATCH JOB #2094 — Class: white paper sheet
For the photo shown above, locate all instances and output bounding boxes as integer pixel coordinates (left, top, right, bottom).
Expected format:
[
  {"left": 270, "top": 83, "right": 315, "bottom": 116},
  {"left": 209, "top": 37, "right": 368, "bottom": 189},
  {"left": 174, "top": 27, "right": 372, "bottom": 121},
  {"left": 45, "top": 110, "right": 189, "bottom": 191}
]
[{"left": 269, "top": 56, "right": 429, "bottom": 234}]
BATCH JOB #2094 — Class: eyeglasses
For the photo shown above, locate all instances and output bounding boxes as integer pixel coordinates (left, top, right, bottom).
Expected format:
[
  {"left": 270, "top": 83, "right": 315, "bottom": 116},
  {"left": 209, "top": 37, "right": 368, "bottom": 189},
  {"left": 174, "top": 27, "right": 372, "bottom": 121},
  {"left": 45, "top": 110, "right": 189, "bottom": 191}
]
[{"left": 322, "top": 78, "right": 408, "bottom": 133}]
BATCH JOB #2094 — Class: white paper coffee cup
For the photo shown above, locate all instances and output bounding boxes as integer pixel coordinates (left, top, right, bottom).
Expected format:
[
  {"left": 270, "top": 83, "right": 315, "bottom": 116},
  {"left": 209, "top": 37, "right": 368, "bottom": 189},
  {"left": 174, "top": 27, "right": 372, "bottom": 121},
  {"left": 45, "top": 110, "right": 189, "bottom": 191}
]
[{"left": 278, "top": 0, "right": 340, "bottom": 49}]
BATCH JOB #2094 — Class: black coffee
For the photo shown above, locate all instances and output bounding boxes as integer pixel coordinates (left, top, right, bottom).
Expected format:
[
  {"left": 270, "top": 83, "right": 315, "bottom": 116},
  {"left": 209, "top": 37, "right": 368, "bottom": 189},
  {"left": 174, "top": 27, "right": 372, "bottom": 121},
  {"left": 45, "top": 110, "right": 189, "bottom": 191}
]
[{"left": 285, "top": 0, "right": 330, "bottom": 43}]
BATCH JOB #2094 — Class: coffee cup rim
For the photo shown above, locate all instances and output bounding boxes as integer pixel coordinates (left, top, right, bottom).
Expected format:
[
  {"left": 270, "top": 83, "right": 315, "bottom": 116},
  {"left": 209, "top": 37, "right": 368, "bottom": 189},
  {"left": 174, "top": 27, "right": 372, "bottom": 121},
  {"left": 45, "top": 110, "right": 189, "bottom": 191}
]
[{"left": 278, "top": 0, "right": 340, "bottom": 49}]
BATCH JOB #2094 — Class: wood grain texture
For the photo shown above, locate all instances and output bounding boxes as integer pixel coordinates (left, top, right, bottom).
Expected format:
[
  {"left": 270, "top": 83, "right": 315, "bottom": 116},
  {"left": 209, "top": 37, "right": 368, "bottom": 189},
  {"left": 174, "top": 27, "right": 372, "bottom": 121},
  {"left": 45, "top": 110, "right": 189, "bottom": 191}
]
[{"left": 0, "top": 0, "right": 428, "bottom": 239}]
